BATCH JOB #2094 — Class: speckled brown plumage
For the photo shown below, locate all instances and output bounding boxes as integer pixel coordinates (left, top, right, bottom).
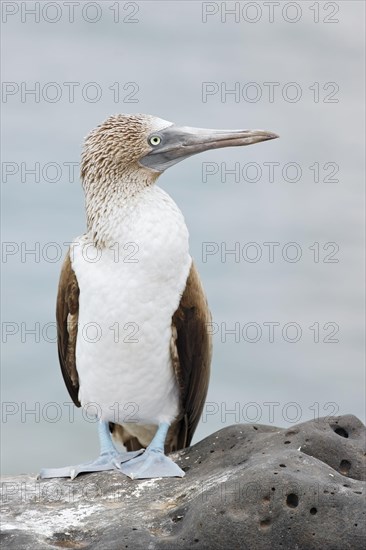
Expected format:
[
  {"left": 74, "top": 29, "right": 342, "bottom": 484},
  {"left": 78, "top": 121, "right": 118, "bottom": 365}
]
[{"left": 80, "top": 114, "right": 161, "bottom": 246}]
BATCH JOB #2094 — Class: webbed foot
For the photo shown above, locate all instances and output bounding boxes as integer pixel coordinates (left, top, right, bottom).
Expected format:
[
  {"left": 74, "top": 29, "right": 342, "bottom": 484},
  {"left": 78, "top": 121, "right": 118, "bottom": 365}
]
[
  {"left": 38, "top": 449, "right": 143, "bottom": 479},
  {"left": 119, "top": 448, "right": 185, "bottom": 479}
]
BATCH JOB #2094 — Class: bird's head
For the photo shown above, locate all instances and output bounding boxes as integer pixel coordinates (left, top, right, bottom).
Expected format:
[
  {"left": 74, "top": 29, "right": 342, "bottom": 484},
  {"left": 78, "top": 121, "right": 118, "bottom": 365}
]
[{"left": 81, "top": 113, "right": 278, "bottom": 189}]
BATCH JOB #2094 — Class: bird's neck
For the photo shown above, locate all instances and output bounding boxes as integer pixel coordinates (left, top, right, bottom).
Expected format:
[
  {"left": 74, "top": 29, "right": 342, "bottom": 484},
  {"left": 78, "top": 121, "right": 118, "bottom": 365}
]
[{"left": 82, "top": 173, "right": 158, "bottom": 248}]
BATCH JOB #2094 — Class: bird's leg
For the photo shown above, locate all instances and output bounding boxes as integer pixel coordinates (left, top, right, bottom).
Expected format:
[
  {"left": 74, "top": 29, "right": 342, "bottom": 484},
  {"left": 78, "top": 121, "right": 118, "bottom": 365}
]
[
  {"left": 38, "top": 420, "right": 143, "bottom": 480},
  {"left": 119, "top": 422, "right": 185, "bottom": 479}
]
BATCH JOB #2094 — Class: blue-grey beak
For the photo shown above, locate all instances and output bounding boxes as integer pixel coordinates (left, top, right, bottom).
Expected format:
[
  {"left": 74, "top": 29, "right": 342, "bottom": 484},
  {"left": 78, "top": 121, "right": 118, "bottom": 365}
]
[{"left": 140, "top": 125, "right": 279, "bottom": 172}]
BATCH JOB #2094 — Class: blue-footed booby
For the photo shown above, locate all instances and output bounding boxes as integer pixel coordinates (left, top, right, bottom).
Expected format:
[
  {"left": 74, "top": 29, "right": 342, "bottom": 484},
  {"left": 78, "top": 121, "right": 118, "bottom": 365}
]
[{"left": 39, "top": 114, "right": 278, "bottom": 480}]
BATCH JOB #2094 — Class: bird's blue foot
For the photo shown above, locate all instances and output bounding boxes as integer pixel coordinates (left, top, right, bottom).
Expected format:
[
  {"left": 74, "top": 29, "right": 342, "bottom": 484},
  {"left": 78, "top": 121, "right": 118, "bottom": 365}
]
[
  {"left": 38, "top": 420, "right": 143, "bottom": 480},
  {"left": 119, "top": 421, "right": 185, "bottom": 479},
  {"left": 119, "top": 447, "right": 185, "bottom": 479},
  {"left": 38, "top": 449, "right": 142, "bottom": 480}
]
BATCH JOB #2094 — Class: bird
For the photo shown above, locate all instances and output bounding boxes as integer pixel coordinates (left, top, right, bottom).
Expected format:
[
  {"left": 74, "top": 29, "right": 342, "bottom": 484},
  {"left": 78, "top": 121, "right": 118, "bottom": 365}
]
[{"left": 39, "top": 114, "right": 278, "bottom": 480}]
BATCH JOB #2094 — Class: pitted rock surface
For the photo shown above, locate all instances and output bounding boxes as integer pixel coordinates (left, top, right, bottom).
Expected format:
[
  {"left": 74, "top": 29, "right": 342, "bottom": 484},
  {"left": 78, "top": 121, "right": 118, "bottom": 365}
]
[{"left": 1, "top": 415, "right": 365, "bottom": 549}]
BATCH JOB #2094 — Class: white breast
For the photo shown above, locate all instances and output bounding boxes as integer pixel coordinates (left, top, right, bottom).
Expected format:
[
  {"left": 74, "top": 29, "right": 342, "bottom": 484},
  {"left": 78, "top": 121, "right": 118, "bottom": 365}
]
[{"left": 71, "top": 186, "right": 191, "bottom": 425}]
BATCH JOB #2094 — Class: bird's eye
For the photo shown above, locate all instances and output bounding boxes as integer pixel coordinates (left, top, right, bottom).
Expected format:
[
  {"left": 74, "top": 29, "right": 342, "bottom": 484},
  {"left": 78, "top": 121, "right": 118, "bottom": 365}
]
[{"left": 149, "top": 135, "right": 161, "bottom": 146}]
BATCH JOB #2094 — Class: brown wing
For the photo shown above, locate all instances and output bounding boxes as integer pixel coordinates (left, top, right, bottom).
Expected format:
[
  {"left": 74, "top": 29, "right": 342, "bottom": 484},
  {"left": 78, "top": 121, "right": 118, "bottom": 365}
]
[
  {"left": 112, "top": 262, "right": 212, "bottom": 453},
  {"left": 56, "top": 252, "right": 80, "bottom": 407},
  {"left": 169, "top": 261, "right": 212, "bottom": 449}
]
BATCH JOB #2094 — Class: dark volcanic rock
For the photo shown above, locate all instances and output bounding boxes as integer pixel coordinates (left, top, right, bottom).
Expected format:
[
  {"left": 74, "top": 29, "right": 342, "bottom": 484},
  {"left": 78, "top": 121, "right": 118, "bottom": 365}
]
[{"left": 1, "top": 415, "right": 365, "bottom": 549}]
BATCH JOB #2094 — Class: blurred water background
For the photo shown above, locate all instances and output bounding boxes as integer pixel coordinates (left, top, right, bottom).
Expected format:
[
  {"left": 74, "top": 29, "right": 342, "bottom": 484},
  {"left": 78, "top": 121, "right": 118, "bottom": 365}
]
[{"left": 1, "top": 0, "right": 365, "bottom": 474}]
